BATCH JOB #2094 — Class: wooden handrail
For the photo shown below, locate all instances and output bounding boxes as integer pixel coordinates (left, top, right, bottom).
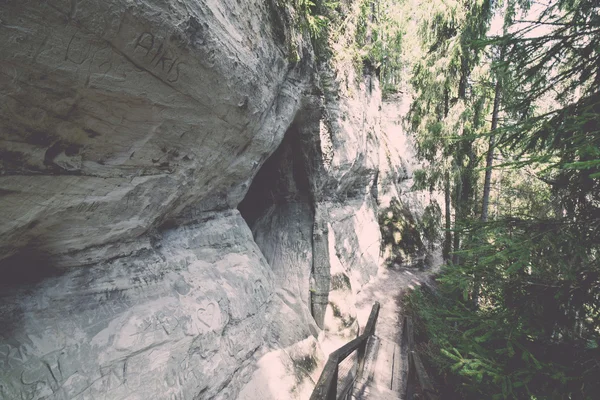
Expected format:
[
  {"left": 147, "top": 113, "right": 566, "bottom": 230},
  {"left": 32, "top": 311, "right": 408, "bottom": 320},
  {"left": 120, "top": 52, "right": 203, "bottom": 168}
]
[
  {"left": 403, "top": 316, "right": 439, "bottom": 400},
  {"left": 310, "top": 302, "right": 381, "bottom": 400}
]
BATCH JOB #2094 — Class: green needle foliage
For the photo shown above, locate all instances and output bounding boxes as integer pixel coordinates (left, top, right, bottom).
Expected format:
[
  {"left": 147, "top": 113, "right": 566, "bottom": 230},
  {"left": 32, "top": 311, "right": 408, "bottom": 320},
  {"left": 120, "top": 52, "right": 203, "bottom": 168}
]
[
  {"left": 278, "top": 0, "right": 406, "bottom": 92},
  {"left": 405, "top": 0, "right": 600, "bottom": 398}
]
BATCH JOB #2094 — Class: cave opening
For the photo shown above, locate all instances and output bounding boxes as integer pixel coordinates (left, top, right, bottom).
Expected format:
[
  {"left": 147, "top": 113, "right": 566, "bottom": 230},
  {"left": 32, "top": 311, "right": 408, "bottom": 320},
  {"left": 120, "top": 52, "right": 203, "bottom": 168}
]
[
  {"left": 238, "top": 120, "right": 328, "bottom": 333},
  {"left": 238, "top": 123, "right": 313, "bottom": 230}
]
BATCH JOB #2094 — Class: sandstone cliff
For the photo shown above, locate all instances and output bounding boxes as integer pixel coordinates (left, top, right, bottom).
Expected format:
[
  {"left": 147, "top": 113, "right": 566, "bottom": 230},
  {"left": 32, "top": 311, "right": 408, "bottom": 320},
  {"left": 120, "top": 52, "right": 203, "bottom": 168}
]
[{"left": 0, "top": 1, "right": 421, "bottom": 399}]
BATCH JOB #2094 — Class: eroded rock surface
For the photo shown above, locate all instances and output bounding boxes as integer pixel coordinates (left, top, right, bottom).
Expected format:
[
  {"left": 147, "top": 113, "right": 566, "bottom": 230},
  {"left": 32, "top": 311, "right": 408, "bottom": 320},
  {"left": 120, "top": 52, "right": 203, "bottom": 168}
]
[
  {"left": 1, "top": 211, "right": 276, "bottom": 399},
  {"left": 0, "top": 0, "right": 305, "bottom": 263},
  {"left": 0, "top": 1, "right": 423, "bottom": 399}
]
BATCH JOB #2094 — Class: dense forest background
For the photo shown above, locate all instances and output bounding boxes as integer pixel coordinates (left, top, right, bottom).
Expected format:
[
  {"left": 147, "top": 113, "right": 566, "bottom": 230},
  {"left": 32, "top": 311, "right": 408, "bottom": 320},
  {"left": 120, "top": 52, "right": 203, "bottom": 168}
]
[
  {"left": 290, "top": 0, "right": 599, "bottom": 397},
  {"left": 404, "top": 0, "right": 600, "bottom": 398}
]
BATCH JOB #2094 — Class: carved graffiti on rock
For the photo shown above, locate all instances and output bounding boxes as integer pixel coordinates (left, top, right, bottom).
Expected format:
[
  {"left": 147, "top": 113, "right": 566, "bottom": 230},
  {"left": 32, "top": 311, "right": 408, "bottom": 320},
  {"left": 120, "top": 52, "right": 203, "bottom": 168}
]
[
  {"left": 254, "top": 279, "right": 268, "bottom": 303},
  {"left": 224, "top": 320, "right": 260, "bottom": 361},
  {"left": 157, "top": 312, "right": 180, "bottom": 335},
  {"left": 65, "top": 32, "right": 91, "bottom": 65},
  {"left": 99, "top": 359, "right": 127, "bottom": 391},
  {"left": 196, "top": 300, "right": 221, "bottom": 332},
  {"left": 134, "top": 32, "right": 155, "bottom": 56},
  {"left": 224, "top": 335, "right": 239, "bottom": 359},
  {"left": 114, "top": 311, "right": 176, "bottom": 351},
  {"left": 132, "top": 31, "right": 182, "bottom": 83},
  {"left": 170, "top": 391, "right": 186, "bottom": 400},
  {"left": 18, "top": 356, "right": 59, "bottom": 400},
  {"left": 163, "top": 356, "right": 205, "bottom": 399},
  {"left": 0, "top": 342, "right": 30, "bottom": 370},
  {"left": 74, "top": 201, "right": 101, "bottom": 213}
]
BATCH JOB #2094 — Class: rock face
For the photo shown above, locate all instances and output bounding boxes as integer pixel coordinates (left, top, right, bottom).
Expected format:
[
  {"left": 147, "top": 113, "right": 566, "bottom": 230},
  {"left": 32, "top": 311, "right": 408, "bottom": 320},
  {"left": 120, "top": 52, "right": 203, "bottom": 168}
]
[
  {"left": 0, "top": 0, "right": 306, "bottom": 263},
  {"left": 0, "top": 1, "right": 419, "bottom": 399}
]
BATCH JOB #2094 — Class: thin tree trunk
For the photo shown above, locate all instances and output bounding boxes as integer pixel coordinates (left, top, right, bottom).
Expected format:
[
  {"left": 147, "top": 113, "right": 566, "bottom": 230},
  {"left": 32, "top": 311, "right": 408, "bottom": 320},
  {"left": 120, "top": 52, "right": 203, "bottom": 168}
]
[
  {"left": 453, "top": 53, "right": 471, "bottom": 265},
  {"left": 494, "top": 168, "right": 502, "bottom": 218},
  {"left": 444, "top": 87, "right": 450, "bottom": 118},
  {"left": 443, "top": 171, "right": 452, "bottom": 260},
  {"left": 442, "top": 88, "right": 452, "bottom": 261},
  {"left": 452, "top": 213, "right": 460, "bottom": 264},
  {"left": 458, "top": 54, "right": 469, "bottom": 99},
  {"left": 481, "top": 58, "right": 503, "bottom": 222},
  {"left": 452, "top": 169, "right": 461, "bottom": 265},
  {"left": 474, "top": 47, "right": 504, "bottom": 307}
]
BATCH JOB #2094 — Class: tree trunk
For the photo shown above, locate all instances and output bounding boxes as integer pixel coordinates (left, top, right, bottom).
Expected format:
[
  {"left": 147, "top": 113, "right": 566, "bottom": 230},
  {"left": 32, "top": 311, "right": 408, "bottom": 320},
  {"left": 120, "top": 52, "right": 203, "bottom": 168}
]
[
  {"left": 443, "top": 171, "right": 452, "bottom": 260},
  {"left": 452, "top": 168, "right": 461, "bottom": 265},
  {"left": 481, "top": 58, "right": 503, "bottom": 222},
  {"left": 474, "top": 47, "right": 504, "bottom": 307},
  {"left": 452, "top": 212, "right": 460, "bottom": 264},
  {"left": 494, "top": 168, "right": 502, "bottom": 218},
  {"left": 452, "top": 53, "right": 471, "bottom": 265},
  {"left": 458, "top": 54, "right": 469, "bottom": 99}
]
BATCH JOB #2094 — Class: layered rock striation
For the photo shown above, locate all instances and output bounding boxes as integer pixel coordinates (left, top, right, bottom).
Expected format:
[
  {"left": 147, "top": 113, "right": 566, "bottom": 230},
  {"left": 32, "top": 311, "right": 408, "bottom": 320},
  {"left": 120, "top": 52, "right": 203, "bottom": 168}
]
[{"left": 0, "top": 1, "right": 419, "bottom": 399}]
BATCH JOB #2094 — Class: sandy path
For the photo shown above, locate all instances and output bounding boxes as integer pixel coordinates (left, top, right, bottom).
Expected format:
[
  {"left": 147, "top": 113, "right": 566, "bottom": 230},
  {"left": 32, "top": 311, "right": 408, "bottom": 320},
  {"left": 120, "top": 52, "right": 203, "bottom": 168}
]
[{"left": 355, "top": 250, "right": 442, "bottom": 341}]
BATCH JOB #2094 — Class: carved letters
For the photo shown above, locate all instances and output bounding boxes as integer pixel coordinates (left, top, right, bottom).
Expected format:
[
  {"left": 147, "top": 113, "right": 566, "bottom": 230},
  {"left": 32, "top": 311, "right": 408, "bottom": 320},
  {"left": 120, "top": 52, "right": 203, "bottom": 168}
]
[
  {"left": 23, "top": 6, "right": 185, "bottom": 85},
  {"left": 74, "top": 201, "right": 101, "bottom": 213},
  {"left": 254, "top": 279, "right": 268, "bottom": 303},
  {"left": 99, "top": 359, "right": 127, "bottom": 391},
  {"left": 133, "top": 31, "right": 182, "bottom": 83},
  {"left": 0, "top": 343, "right": 29, "bottom": 370},
  {"left": 65, "top": 33, "right": 91, "bottom": 65}
]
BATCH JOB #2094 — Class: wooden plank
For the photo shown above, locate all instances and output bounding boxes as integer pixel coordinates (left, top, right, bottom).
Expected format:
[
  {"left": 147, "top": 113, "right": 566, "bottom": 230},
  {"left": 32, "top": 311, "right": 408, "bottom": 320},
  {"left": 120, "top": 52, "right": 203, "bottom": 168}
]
[
  {"left": 372, "top": 338, "right": 395, "bottom": 390},
  {"left": 337, "top": 352, "right": 358, "bottom": 398},
  {"left": 391, "top": 342, "right": 403, "bottom": 392},
  {"left": 364, "top": 302, "right": 381, "bottom": 335},
  {"left": 405, "top": 317, "right": 415, "bottom": 350},
  {"left": 310, "top": 359, "right": 338, "bottom": 400},
  {"left": 350, "top": 381, "right": 404, "bottom": 400},
  {"left": 410, "top": 351, "right": 439, "bottom": 400}
]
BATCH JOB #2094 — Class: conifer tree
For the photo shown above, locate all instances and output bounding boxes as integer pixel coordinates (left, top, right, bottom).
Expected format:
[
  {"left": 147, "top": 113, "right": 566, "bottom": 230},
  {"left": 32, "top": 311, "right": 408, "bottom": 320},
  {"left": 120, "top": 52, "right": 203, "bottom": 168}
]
[{"left": 407, "top": 0, "right": 600, "bottom": 397}]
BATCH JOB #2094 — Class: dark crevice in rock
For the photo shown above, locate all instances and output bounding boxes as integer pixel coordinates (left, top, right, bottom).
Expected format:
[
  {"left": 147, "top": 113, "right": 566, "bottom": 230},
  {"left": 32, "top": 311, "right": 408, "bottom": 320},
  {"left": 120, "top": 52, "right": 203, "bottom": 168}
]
[
  {"left": 238, "top": 121, "right": 312, "bottom": 229},
  {"left": 0, "top": 247, "right": 63, "bottom": 291},
  {"left": 371, "top": 170, "right": 379, "bottom": 202},
  {"left": 238, "top": 117, "right": 332, "bottom": 331},
  {"left": 0, "top": 247, "right": 64, "bottom": 337}
]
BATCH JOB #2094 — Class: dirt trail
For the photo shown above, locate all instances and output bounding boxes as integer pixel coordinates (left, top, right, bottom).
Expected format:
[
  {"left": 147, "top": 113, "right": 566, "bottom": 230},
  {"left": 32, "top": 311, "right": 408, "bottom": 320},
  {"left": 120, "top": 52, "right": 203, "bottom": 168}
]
[{"left": 355, "top": 250, "right": 442, "bottom": 341}]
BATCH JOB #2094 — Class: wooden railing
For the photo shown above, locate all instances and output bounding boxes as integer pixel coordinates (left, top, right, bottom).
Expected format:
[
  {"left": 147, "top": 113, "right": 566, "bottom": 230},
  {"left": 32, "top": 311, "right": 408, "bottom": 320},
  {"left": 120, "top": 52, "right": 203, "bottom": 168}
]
[
  {"left": 310, "top": 302, "right": 381, "bottom": 400},
  {"left": 403, "top": 316, "right": 439, "bottom": 400}
]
